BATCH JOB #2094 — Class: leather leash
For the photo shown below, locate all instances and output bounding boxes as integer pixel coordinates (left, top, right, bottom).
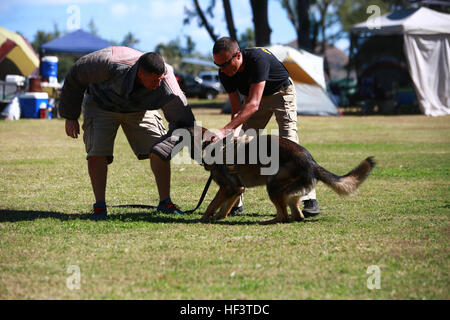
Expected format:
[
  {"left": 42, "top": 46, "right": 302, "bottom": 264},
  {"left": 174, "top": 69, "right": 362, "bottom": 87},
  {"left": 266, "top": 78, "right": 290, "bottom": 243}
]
[
  {"left": 111, "top": 173, "right": 213, "bottom": 214},
  {"left": 184, "top": 174, "right": 213, "bottom": 214}
]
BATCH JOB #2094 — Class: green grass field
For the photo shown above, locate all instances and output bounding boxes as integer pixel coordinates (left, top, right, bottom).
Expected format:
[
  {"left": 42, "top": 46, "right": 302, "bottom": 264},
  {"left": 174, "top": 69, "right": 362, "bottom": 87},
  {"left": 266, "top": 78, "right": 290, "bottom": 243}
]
[{"left": 0, "top": 109, "right": 449, "bottom": 299}]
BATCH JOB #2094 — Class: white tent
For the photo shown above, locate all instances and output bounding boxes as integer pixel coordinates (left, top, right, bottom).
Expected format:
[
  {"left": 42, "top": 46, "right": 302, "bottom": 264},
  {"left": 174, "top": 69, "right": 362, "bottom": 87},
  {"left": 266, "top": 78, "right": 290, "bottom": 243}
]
[
  {"left": 267, "top": 45, "right": 339, "bottom": 116},
  {"left": 222, "top": 45, "right": 339, "bottom": 116},
  {"left": 352, "top": 7, "right": 450, "bottom": 116}
]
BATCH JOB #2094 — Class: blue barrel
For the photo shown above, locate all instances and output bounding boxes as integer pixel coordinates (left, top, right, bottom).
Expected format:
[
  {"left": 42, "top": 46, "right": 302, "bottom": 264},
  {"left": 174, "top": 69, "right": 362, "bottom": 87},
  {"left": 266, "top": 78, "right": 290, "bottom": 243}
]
[{"left": 41, "top": 56, "right": 58, "bottom": 81}]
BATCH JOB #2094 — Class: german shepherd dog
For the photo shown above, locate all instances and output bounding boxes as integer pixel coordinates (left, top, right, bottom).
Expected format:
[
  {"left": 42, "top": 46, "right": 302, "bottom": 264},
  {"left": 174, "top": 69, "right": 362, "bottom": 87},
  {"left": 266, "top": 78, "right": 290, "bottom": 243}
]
[{"left": 186, "top": 126, "right": 375, "bottom": 224}]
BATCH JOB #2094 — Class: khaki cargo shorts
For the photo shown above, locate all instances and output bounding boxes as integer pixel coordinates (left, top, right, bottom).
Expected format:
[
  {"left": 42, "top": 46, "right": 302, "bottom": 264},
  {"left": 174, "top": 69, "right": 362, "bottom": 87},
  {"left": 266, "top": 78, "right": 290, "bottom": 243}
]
[
  {"left": 243, "top": 78, "right": 298, "bottom": 143},
  {"left": 82, "top": 95, "right": 166, "bottom": 164}
]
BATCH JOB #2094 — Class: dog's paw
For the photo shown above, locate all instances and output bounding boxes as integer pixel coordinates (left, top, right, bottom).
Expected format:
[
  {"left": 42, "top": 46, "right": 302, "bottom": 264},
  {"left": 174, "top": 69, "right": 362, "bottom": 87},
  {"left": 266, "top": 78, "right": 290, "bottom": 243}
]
[
  {"left": 289, "top": 215, "right": 304, "bottom": 222},
  {"left": 211, "top": 213, "right": 228, "bottom": 221}
]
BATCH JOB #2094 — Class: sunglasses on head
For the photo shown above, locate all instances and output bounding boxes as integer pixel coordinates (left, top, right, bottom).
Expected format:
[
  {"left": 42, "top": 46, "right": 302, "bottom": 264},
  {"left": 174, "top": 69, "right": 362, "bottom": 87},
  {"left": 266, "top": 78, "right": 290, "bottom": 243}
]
[{"left": 214, "top": 51, "right": 239, "bottom": 68}]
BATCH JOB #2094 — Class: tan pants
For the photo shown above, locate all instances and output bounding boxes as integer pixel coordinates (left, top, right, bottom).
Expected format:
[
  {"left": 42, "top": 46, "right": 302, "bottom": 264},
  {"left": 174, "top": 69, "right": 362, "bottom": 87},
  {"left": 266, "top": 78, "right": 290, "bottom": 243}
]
[
  {"left": 236, "top": 79, "right": 316, "bottom": 207},
  {"left": 82, "top": 95, "right": 166, "bottom": 164},
  {"left": 243, "top": 79, "right": 299, "bottom": 143}
]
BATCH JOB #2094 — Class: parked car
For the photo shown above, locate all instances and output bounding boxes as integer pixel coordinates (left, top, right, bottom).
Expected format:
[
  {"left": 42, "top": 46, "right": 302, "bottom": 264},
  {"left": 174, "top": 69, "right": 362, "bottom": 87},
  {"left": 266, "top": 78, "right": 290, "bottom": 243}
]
[
  {"left": 198, "top": 71, "right": 223, "bottom": 91},
  {"left": 175, "top": 72, "right": 222, "bottom": 100}
]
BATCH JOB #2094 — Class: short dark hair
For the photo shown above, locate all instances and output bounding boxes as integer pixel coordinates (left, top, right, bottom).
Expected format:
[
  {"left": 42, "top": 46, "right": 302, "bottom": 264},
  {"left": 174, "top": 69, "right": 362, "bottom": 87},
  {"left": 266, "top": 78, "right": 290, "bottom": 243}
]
[
  {"left": 138, "top": 52, "right": 166, "bottom": 75},
  {"left": 213, "top": 37, "right": 239, "bottom": 55}
]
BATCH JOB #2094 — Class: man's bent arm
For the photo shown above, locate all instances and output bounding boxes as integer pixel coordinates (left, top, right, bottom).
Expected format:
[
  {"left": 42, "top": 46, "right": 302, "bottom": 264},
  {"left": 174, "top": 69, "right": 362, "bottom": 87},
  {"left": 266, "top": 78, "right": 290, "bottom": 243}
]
[
  {"left": 59, "top": 48, "right": 113, "bottom": 120},
  {"left": 223, "top": 81, "right": 265, "bottom": 131}
]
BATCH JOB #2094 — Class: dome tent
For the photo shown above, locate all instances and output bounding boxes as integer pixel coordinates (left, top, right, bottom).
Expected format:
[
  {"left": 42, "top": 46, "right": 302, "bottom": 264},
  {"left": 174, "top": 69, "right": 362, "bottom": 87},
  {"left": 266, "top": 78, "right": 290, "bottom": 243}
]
[
  {"left": 222, "top": 45, "right": 339, "bottom": 116},
  {"left": 266, "top": 44, "right": 339, "bottom": 116},
  {"left": 0, "top": 26, "right": 39, "bottom": 79}
]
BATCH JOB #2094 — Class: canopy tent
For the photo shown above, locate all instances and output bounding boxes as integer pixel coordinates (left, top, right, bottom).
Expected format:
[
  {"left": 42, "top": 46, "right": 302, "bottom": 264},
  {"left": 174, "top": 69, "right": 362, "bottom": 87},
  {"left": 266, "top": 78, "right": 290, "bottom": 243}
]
[
  {"left": 40, "top": 29, "right": 112, "bottom": 55},
  {"left": 0, "top": 26, "right": 39, "bottom": 79},
  {"left": 352, "top": 7, "right": 450, "bottom": 116},
  {"left": 222, "top": 45, "right": 339, "bottom": 116}
]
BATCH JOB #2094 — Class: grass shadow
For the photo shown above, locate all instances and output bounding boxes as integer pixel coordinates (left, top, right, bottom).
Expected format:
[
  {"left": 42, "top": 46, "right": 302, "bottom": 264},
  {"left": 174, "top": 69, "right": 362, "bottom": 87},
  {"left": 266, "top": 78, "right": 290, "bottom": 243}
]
[
  {"left": 0, "top": 208, "right": 202, "bottom": 223},
  {"left": 207, "top": 217, "right": 320, "bottom": 225},
  {"left": 110, "top": 211, "right": 201, "bottom": 224},
  {"left": 0, "top": 209, "right": 321, "bottom": 225},
  {"left": 0, "top": 209, "right": 91, "bottom": 222},
  {"left": 196, "top": 211, "right": 321, "bottom": 226}
]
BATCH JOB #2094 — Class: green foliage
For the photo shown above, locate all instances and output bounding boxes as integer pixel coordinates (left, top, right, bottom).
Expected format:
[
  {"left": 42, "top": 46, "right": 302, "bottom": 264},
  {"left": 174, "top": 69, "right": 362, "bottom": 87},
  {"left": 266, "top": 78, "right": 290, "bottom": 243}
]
[
  {"left": 31, "top": 24, "right": 60, "bottom": 53},
  {"left": 239, "top": 28, "right": 255, "bottom": 48},
  {"left": 121, "top": 32, "right": 140, "bottom": 48},
  {"left": 56, "top": 56, "right": 79, "bottom": 82},
  {"left": 87, "top": 18, "right": 99, "bottom": 36},
  {"left": 155, "top": 38, "right": 214, "bottom": 75},
  {"left": 31, "top": 31, "right": 54, "bottom": 53},
  {"left": 155, "top": 39, "right": 184, "bottom": 69},
  {"left": 185, "top": 36, "right": 196, "bottom": 55}
]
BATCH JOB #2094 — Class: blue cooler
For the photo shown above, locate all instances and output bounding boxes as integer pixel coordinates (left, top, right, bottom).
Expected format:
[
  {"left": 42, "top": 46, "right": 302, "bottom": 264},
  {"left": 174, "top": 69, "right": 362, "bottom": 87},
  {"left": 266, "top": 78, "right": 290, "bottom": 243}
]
[
  {"left": 19, "top": 92, "right": 48, "bottom": 118},
  {"left": 41, "top": 56, "right": 58, "bottom": 82}
]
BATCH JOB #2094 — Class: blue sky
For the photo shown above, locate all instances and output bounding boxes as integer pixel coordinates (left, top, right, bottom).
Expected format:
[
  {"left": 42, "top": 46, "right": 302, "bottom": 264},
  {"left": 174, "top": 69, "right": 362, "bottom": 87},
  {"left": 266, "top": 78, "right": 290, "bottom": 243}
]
[{"left": 0, "top": 0, "right": 348, "bottom": 56}]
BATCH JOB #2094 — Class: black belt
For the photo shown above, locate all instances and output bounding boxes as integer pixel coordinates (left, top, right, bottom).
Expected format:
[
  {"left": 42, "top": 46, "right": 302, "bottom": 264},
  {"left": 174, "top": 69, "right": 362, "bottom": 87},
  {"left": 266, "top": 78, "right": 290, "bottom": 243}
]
[{"left": 280, "top": 78, "right": 292, "bottom": 89}]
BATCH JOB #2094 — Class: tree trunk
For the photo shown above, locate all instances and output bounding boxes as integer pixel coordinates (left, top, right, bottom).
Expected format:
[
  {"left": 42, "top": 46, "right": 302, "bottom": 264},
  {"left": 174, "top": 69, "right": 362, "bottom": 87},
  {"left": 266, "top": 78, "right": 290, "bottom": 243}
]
[
  {"left": 296, "top": 0, "right": 311, "bottom": 51},
  {"left": 223, "top": 0, "right": 237, "bottom": 40},
  {"left": 249, "top": 0, "right": 271, "bottom": 46},
  {"left": 193, "top": 0, "right": 218, "bottom": 42},
  {"left": 317, "top": 1, "right": 329, "bottom": 54}
]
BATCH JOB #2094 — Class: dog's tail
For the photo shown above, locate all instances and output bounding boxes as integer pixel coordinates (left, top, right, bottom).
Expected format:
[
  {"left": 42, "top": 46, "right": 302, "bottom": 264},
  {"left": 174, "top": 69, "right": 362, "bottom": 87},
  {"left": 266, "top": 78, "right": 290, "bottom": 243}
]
[{"left": 314, "top": 157, "right": 375, "bottom": 195}]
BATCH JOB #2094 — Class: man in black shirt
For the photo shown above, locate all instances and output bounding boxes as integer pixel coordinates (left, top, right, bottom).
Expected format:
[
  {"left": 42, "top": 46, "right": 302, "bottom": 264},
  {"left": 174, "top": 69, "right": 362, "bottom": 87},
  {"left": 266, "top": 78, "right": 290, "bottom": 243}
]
[{"left": 211, "top": 37, "right": 320, "bottom": 217}]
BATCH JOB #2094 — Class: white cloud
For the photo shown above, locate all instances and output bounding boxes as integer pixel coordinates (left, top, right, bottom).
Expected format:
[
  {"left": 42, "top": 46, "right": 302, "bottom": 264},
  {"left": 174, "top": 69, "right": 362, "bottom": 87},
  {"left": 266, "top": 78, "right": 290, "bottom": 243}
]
[
  {"left": 148, "top": 0, "right": 185, "bottom": 21},
  {"left": 110, "top": 2, "right": 137, "bottom": 18}
]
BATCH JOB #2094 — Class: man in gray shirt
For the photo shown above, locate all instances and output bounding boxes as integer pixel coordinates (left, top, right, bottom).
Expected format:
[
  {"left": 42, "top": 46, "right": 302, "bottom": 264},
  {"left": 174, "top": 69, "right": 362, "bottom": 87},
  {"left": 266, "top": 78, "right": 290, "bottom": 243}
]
[{"left": 60, "top": 46, "right": 195, "bottom": 220}]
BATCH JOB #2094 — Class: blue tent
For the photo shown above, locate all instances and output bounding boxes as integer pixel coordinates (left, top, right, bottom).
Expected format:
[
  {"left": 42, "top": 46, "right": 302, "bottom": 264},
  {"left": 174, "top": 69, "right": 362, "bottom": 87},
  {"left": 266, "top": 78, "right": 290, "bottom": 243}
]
[{"left": 40, "top": 29, "right": 112, "bottom": 55}]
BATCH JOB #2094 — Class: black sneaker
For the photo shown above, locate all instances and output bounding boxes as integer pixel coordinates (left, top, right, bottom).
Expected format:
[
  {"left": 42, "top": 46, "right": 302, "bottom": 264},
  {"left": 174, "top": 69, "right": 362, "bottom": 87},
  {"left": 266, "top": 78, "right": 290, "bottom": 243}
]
[
  {"left": 229, "top": 206, "right": 244, "bottom": 216},
  {"left": 157, "top": 200, "right": 185, "bottom": 215},
  {"left": 302, "top": 199, "right": 321, "bottom": 218},
  {"left": 89, "top": 202, "right": 107, "bottom": 221}
]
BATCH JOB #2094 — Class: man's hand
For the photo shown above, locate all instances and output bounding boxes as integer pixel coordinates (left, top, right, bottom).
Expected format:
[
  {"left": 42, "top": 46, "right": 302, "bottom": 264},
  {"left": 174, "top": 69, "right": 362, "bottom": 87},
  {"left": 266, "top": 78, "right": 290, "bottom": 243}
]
[
  {"left": 65, "top": 119, "right": 80, "bottom": 139},
  {"left": 211, "top": 128, "right": 228, "bottom": 142},
  {"left": 205, "top": 127, "right": 242, "bottom": 143}
]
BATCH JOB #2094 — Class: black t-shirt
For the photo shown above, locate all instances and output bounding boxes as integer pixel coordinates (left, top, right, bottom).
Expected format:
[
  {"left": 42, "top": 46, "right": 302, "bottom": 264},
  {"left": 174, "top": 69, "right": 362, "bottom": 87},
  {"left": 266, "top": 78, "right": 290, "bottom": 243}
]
[{"left": 219, "top": 47, "right": 290, "bottom": 96}]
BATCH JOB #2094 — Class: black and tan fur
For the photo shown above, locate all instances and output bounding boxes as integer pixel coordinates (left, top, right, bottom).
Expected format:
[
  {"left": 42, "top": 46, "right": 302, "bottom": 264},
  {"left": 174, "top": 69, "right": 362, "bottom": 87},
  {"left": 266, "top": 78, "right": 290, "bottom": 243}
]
[{"left": 188, "top": 127, "right": 375, "bottom": 224}]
